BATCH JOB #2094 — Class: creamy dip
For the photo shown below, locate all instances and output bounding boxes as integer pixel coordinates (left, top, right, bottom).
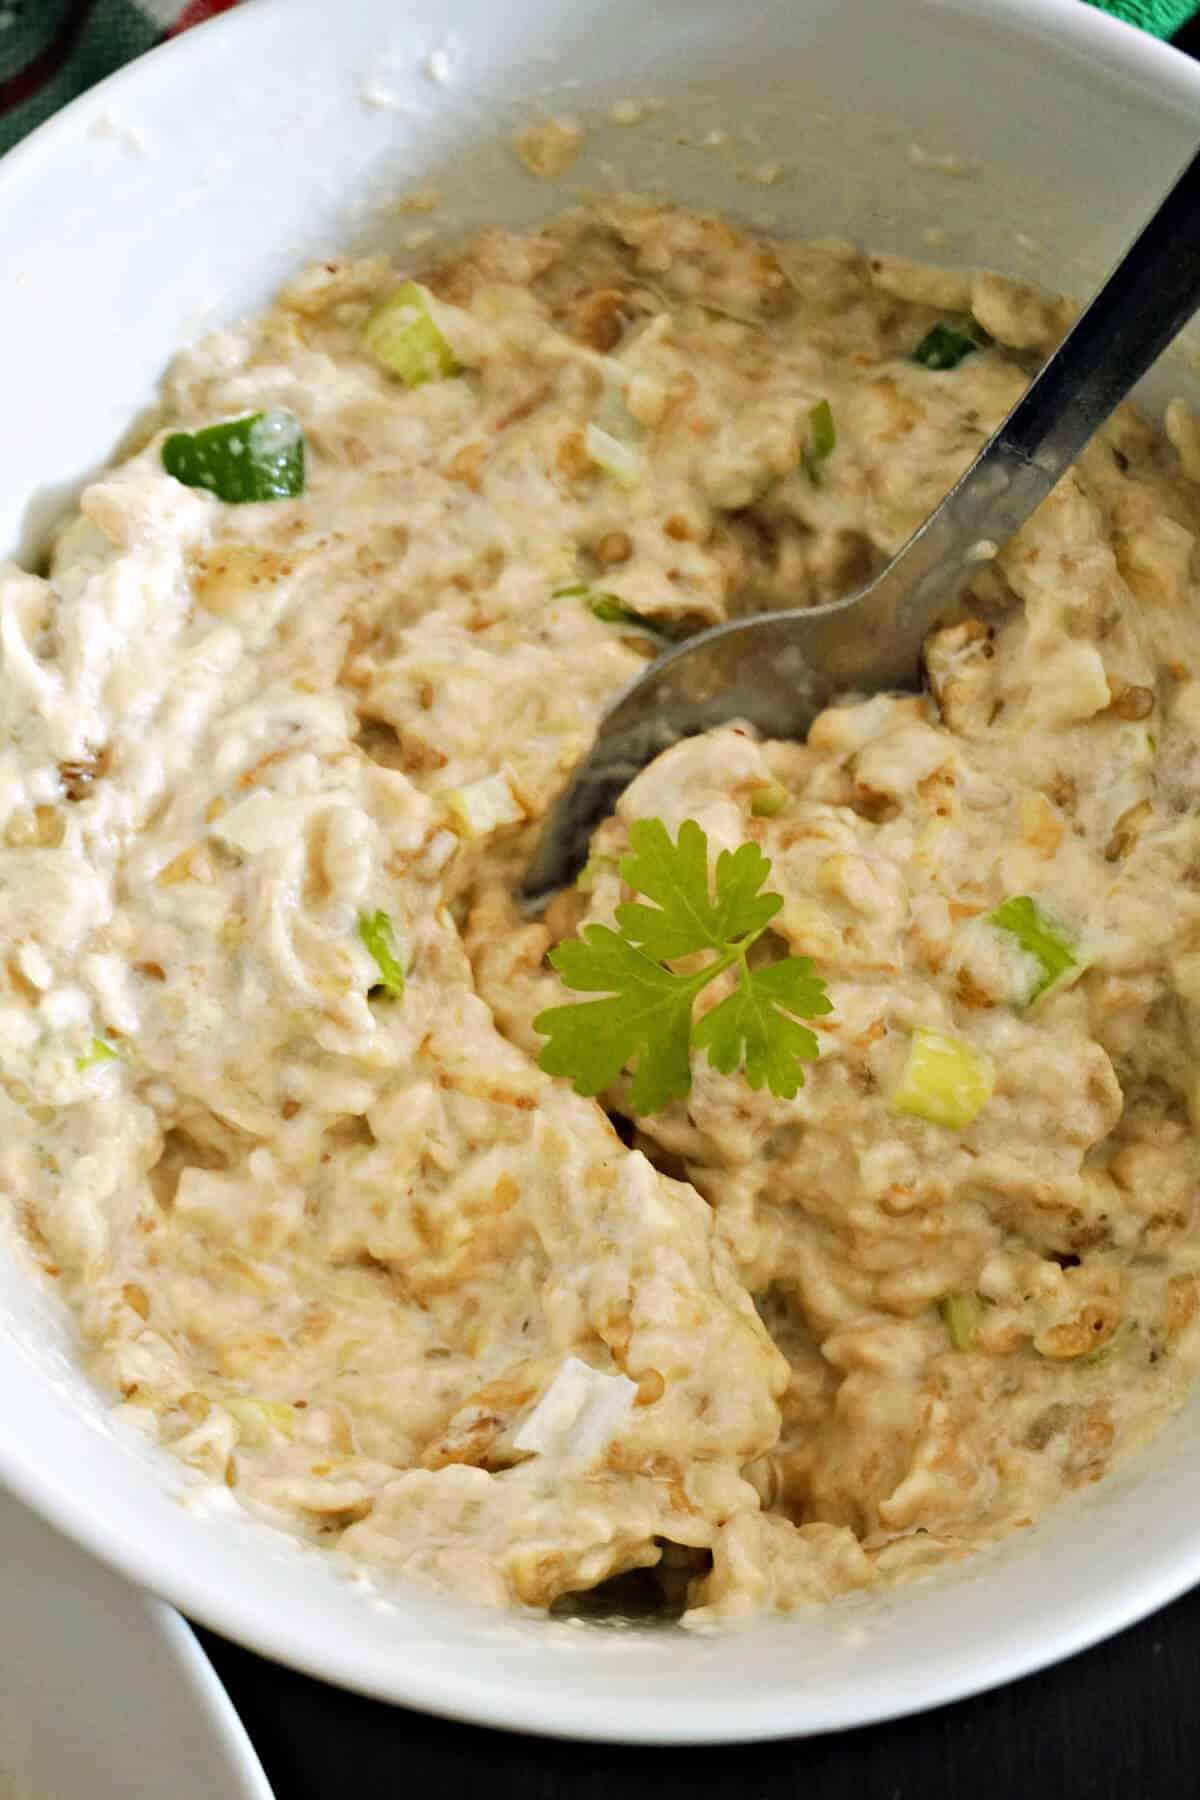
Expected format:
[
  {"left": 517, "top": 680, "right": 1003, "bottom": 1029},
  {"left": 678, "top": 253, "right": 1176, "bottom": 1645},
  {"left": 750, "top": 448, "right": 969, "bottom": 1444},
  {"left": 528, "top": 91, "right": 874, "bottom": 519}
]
[{"left": 3, "top": 203, "right": 1200, "bottom": 1621}]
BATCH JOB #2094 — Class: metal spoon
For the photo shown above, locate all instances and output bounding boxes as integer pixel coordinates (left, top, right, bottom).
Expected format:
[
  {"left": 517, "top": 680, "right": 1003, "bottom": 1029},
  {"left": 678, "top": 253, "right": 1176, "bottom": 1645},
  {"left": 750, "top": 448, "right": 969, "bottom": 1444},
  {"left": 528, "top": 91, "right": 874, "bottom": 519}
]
[{"left": 522, "top": 144, "right": 1200, "bottom": 907}]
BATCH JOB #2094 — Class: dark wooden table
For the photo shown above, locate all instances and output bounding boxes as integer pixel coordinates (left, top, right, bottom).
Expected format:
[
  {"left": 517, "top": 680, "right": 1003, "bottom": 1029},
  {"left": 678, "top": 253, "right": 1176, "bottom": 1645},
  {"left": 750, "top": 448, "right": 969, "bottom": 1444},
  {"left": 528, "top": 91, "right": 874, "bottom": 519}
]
[
  {"left": 201, "top": 20, "right": 1200, "bottom": 1791},
  {"left": 199, "top": 1584, "right": 1200, "bottom": 1795}
]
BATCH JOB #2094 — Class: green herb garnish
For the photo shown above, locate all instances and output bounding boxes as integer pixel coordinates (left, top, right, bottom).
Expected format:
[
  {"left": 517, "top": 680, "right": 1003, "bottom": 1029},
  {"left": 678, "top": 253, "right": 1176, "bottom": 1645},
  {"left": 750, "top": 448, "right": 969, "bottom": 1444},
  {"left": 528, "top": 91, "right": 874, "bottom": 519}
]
[
  {"left": 76, "top": 1036, "right": 119, "bottom": 1071},
  {"left": 911, "top": 321, "right": 991, "bottom": 371},
  {"left": 988, "top": 895, "right": 1078, "bottom": 1005},
  {"left": 808, "top": 398, "right": 836, "bottom": 460},
  {"left": 890, "top": 1027, "right": 994, "bottom": 1129},
  {"left": 584, "top": 423, "right": 642, "bottom": 489},
  {"left": 1083, "top": 1319, "right": 1138, "bottom": 1367},
  {"left": 576, "top": 853, "right": 620, "bottom": 893},
  {"left": 749, "top": 781, "right": 790, "bottom": 819},
  {"left": 940, "top": 1292, "right": 979, "bottom": 1352},
  {"left": 363, "top": 282, "right": 460, "bottom": 386},
  {"left": 534, "top": 818, "right": 832, "bottom": 1113},
  {"left": 585, "top": 593, "right": 671, "bottom": 638},
  {"left": 802, "top": 398, "right": 837, "bottom": 484},
  {"left": 357, "top": 909, "right": 405, "bottom": 999},
  {"left": 162, "top": 410, "right": 305, "bottom": 503},
  {"left": 224, "top": 1397, "right": 297, "bottom": 1446},
  {"left": 560, "top": 585, "right": 671, "bottom": 641}
]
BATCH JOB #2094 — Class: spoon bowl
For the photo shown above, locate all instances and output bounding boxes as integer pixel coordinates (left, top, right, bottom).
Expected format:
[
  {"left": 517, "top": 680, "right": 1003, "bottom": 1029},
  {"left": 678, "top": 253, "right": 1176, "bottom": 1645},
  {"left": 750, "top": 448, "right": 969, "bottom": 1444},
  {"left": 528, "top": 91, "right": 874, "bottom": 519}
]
[{"left": 522, "top": 141, "right": 1200, "bottom": 906}]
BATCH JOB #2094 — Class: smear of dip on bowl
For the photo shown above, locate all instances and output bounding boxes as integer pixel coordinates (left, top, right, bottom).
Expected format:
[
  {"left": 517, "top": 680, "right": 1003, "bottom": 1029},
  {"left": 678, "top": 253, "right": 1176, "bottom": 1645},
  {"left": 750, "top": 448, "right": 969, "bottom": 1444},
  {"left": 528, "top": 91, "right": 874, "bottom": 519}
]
[{"left": 4, "top": 201, "right": 1200, "bottom": 1622}]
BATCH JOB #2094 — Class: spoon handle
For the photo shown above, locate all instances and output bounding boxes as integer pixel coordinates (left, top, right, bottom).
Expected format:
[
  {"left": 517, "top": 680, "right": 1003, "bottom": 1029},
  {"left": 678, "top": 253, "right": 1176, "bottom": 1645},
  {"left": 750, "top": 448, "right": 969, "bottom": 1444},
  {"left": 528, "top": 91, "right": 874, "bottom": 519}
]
[
  {"left": 872, "top": 142, "right": 1200, "bottom": 675},
  {"left": 522, "top": 146, "right": 1200, "bottom": 904},
  {"left": 1000, "top": 141, "right": 1200, "bottom": 485}
]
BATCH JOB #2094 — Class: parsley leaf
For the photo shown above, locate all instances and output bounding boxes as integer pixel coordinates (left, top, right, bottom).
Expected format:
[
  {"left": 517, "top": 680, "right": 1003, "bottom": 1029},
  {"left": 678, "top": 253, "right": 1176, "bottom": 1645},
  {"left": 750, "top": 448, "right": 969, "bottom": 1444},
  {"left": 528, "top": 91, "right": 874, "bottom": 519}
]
[
  {"left": 615, "top": 818, "right": 782, "bottom": 959},
  {"left": 535, "top": 927, "right": 704, "bottom": 1113},
  {"left": 533, "top": 818, "right": 832, "bottom": 1112},
  {"left": 694, "top": 955, "right": 830, "bottom": 1099}
]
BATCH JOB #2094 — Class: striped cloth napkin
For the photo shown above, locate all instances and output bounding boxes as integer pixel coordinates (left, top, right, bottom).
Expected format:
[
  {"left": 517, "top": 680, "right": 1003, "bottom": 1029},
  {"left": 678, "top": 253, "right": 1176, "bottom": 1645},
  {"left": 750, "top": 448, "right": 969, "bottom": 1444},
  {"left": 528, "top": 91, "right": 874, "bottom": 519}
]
[
  {"left": 0, "top": 1, "right": 240, "bottom": 154},
  {"left": 0, "top": 0, "right": 1194, "bottom": 157}
]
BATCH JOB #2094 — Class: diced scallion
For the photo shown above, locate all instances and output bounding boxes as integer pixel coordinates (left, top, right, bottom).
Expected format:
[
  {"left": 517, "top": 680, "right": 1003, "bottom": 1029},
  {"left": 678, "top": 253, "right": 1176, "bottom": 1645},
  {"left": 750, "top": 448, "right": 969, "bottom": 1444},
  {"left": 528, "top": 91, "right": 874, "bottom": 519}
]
[
  {"left": 443, "top": 772, "right": 525, "bottom": 840},
  {"left": 224, "top": 1397, "right": 297, "bottom": 1447},
  {"left": 583, "top": 423, "right": 642, "bottom": 489},
  {"left": 988, "top": 895, "right": 1078, "bottom": 1004},
  {"left": 803, "top": 398, "right": 837, "bottom": 488},
  {"left": 576, "top": 853, "right": 620, "bottom": 893},
  {"left": 76, "top": 1036, "right": 119, "bottom": 1071},
  {"left": 809, "top": 398, "right": 836, "bottom": 460},
  {"left": 583, "top": 591, "right": 671, "bottom": 640},
  {"left": 911, "top": 320, "right": 991, "bottom": 370},
  {"left": 1083, "top": 1318, "right": 1138, "bottom": 1367},
  {"left": 552, "top": 582, "right": 669, "bottom": 641},
  {"left": 750, "top": 781, "right": 790, "bottom": 818},
  {"left": 162, "top": 410, "right": 305, "bottom": 503},
  {"left": 363, "top": 281, "right": 460, "bottom": 385},
  {"left": 890, "top": 1027, "right": 994, "bottom": 1129},
  {"left": 802, "top": 399, "right": 837, "bottom": 485},
  {"left": 358, "top": 909, "right": 405, "bottom": 999},
  {"left": 940, "top": 1292, "right": 979, "bottom": 1352}
]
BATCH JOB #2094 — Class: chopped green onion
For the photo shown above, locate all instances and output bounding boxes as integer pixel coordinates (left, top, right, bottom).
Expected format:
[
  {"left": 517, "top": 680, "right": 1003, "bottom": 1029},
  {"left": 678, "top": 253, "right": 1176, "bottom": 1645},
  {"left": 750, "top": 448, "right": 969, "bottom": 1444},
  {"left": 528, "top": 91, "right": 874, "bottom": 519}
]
[
  {"left": 576, "top": 853, "right": 620, "bottom": 893},
  {"left": 911, "top": 321, "right": 990, "bottom": 371},
  {"left": 548, "top": 543, "right": 580, "bottom": 587},
  {"left": 358, "top": 909, "right": 405, "bottom": 999},
  {"left": 585, "top": 592, "right": 671, "bottom": 640},
  {"left": 224, "top": 1397, "right": 297, "bottom": 1446},
  {"left": 1083, "top": 1318, "right": 1138, "bottom": 1367},
  {"left": 584, "top": 423, "right": 642, "bottom": 489},
  {"left": 750, "top": 781, "right": 790, "bottom": 818},
  {"left": 363, "top": 281, "right": 460, "bottom": 385},
  {"left": 809, "top": 398, "right": 836, "bottom": 460},
  {"left": 162, "top": 411, "right": 305, "bottom": 503},
  {"left": 444, "top": 772, "right": 525, "bottom": 840},
  {"left": 890, "top": 1027, "right": 994, "bottom": 1129},
  {"left": 988, "top": 895, "right": 1078, "bottom": 1004},
  {"left": 552, "top": 577, "right": 669, "bottom": 640},
  {"left": 802, "top": 396, "right": 837, "bottom": 487},
  {"left": 940, "top": 1292, "right": 979, "bottom": 1352},
  {"left": 802, "top": 397, "right": 837, "bottom": 485},
  {"left": 76, "top": 1036, "right": 119, "bottom": 1071}
]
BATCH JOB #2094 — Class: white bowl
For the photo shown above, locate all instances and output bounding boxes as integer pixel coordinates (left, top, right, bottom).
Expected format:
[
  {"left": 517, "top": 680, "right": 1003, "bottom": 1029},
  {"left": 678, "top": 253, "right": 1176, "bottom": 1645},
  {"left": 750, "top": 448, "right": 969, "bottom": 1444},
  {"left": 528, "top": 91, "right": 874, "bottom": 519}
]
[
  {"left": 2, "top": 0, "right": 1199, "bottom": 1744},
  {"left": 0, "top": 1486, "right": 273, "bottom": 1800}
]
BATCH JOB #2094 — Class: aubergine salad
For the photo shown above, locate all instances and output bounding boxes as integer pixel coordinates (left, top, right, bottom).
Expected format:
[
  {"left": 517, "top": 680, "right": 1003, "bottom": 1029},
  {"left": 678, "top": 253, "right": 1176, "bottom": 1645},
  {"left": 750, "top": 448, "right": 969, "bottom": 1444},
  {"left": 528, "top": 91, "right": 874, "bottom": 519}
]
[{"left": 4, "top": 200, "right": 1200, "bottom": 1622}]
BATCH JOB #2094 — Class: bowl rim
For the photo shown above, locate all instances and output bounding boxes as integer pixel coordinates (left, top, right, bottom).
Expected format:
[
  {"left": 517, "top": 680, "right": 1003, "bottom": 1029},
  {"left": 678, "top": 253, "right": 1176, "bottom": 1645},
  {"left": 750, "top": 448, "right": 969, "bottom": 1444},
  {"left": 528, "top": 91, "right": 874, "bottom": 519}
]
[{"left": 2, "top": 0, "right": 1200, "bottom": 1744}]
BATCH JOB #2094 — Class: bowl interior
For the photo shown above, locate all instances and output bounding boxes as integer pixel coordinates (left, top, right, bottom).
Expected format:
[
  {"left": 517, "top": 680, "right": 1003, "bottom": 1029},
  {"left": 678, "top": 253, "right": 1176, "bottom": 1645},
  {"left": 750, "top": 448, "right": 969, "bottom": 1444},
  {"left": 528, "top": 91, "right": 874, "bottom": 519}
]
[{"left": 2, "top": 0, "right": 1200, "bottom": 1742}]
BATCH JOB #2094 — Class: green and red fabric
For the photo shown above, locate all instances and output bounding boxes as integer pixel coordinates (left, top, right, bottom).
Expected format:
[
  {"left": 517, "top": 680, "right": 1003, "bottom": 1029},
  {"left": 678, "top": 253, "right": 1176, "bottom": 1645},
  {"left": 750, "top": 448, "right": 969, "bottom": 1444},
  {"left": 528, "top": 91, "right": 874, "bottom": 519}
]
[
  {"left": 0, "top": 0, "right": 240, "bottom": 154},
  {"left": 0, "top": 0, "right": 1194, "bottom": 160},
  {"left": 1101, "top": 0, "right": 1200, "bottom": 30}
]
